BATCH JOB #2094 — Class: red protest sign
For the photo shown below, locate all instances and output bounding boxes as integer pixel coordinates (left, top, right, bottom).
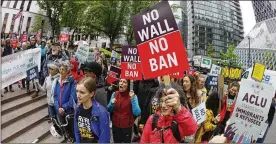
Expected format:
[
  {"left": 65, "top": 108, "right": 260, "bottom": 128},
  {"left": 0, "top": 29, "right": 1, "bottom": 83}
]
[
  {"left": 170, "top": 72, "right": 184, "bottom": 79},
  {"left": 120, "top": 46, "right": 142, "bottom": 80},
  {"left": 132, "top": 1, "right": 189, "bottom": 79},
  {"left": 106, "top": 65, "right": 121, "bottom": 84},
  {"left": 21, "top": 32, "right": 28, "bottom": 42},
  {"left": 59, "top": 27, "right": 70, "bottom": 42},
  {"left": 11, "top": 34, "right": 18, "bottom": 48}
]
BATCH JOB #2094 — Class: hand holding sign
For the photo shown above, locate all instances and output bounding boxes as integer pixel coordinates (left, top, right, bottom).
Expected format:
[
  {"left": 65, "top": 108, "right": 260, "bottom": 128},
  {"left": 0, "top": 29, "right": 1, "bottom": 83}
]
[
  {"left": 111, "top": 98, "right": 116, "bottom": 104},
  {"left": 162, "top": 88, "right": 181, "bottom": 113},
  {"left": 129, "top": 90, "right": 135, "bottom": 99}
]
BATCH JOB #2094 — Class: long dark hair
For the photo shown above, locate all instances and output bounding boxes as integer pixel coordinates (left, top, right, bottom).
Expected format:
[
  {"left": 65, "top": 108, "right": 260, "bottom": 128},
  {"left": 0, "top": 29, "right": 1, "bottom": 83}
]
[
  {"left": 206, "top": 91, "right": 220, "bottom": 116},
  {"left": 155, "top": 82, "right": 188, "bottom": 109},
  {"left": 182, "top": 75, "right": 200, "bottom": 106}
]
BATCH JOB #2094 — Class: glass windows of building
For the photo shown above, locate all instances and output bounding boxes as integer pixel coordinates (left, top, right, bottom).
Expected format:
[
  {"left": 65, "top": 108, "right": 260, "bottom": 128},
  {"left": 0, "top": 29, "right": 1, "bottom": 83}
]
[
  {"left": 26, "top": 17, "right": 32, "bottom": 32},
  {"left": 9, "top": 14, "right": 16, "bottom": 32},
  {"left": 2, "top": 13, "right": 9, "bottom": 33},
  {"left": 26, "top": 0, "right": 32, "bottom": 11},
  {"left": 13, "top": 0, "right": 18, "bottom": 8}
]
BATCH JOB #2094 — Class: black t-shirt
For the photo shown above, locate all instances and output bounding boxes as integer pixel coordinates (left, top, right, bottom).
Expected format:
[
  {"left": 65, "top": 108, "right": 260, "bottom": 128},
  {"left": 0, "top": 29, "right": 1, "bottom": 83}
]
[{"left": 78, "top": 106, "right": 98, "bottom": 143}]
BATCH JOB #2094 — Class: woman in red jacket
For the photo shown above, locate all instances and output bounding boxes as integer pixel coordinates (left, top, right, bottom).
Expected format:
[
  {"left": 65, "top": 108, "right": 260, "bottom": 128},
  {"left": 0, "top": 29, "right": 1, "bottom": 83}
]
[{"left": 140, "top": 85, "right": 197, "bottom": 143}]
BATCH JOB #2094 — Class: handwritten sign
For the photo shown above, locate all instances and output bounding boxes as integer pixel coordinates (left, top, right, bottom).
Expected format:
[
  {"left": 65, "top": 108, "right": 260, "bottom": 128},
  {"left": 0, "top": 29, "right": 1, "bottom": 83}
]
[
  {"left": 26, "top": 66, "right": 38, "bottom": 81},
  {"left": 221, "top": 66, "right": 243, "bottom": 82},
  {"left": 1, "top": 48, "right": 41, "bottom": 88},
  {"left": 224, "top": 79, "right": 275, "bottom": 143},
  {"left": 251, "top": 62, "right": 265, "bottom": 82},
  {"left": 191, "top": 102, "right": 206, "bottom": 125},
  {"left": 75, "top": 43, "right": 89, "bottom": 64},
  {"left": 132, "top": 1, "right": 189, "bottom": 79},
  {"left": 210, "top": 64, "right": 221, "bottom": 76}
]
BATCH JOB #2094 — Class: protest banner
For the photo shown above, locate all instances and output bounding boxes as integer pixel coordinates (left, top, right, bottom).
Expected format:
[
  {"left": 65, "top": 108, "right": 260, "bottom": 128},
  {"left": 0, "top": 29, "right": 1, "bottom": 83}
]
[
  {"left": 191, "top": 102, "right": 207, "bottom": 125},
  {"left": 106, "top": 65, "right": 121, "bottom": 84},
  {"left": 251, "top": 62, "right": 266, "bottom": 82},
  {"left": 132, "top": 1, "right": 189, "bottom": 79},
  {"left": 26, "top": 66, "right": 39, "bottom": 81},
  {"left": 201, "top": 56, "right": 212, "bottom": 69},
  {"left": 59, "top": 27, "right": 70, "bottom": 42},
  {"left": 170, "top": 72, "right": 184, "bottom": 79},
  {"left": 75, "top": 43, "right": 89, "bottom": 64},
  {"left": 184, "top": 69, "right": 195, "bottom": 76},
  {"left": 87, "top": 51, "right": 95, "bottom": 62},
  {"left": 221, "top": 66, "right": 243, "bottom": 82},
  {"left": 193, "top": 55, "right": 202, "bottom": 67},
  {"left": 111, "top": 50, "right": 118, "bottom": 63},
  {"left": 224, "top": 79, "right": 275, "bottom": 143},
  {"left": 210, "top": 64, "right": 221, "bottom": 76},
  {"left": 120, "top": 46, "right": 142, "bottom": 80},
  {"left": 21, "top": 32, "right": 28, "bottom": 42},
  {"left": 1, "top": 48, "right": 41, "bottom": 89}
]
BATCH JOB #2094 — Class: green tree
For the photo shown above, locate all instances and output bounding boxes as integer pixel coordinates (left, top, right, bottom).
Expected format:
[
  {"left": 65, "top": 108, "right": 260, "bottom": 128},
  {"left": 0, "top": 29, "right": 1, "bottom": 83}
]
[
  {"left": 220, "top": 44, "right": 241, "bottom": 67},
  {"left": 37, "top": 0, "right": 66, "bottom": 37},
  {"left": 31, "top": 10, "right": 46, "bottom": 33},
  {"left": 83, "top": 1, "right": 129, "bottom": 50},
  {"left": 206, "top": 43, "right": 215, "bottom": 58},
  {"left": 124, "top": 1, "right": 158, "bottom": 45}
]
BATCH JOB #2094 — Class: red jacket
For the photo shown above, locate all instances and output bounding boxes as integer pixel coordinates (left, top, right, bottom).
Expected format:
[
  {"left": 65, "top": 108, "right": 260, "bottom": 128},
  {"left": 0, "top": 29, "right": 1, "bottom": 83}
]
[
  {"left": 219, "top": 94, "right": 237, "bottom": 123},
  {"left": 140, "top": 106, "right": 197, "bottom": 143},
  {"left": 112, "top": 91, "right": 134, "bottom": 128}
]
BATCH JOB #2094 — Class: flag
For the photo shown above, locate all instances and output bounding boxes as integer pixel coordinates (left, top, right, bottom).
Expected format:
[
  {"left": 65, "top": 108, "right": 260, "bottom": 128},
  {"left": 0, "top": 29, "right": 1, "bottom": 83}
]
[{"left": 13, "top": 9, "right": 23, "bottom": 20}]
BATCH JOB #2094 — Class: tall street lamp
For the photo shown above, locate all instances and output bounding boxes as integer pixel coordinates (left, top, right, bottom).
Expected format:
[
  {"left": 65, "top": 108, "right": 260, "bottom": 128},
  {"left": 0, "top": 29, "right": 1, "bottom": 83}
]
[{"left": 247, "top": 36, "right": 251, "bottom": 68}]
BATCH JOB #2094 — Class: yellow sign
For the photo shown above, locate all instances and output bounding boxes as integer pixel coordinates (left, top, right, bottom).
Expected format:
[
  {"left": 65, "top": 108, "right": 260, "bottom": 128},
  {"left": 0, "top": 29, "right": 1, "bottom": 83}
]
[
  {"left": 251, "top": 62, "right": 266, "bottom": 82},
  {"left": 221, "top": 66, "right": 243, "bottom": 81}
]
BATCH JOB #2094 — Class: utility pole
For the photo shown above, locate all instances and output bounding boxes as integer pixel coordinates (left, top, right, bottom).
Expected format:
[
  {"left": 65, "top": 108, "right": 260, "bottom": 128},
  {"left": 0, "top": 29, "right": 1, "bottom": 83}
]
[{"left": 248, "top": 36, "right": 251, "bottom": 68}]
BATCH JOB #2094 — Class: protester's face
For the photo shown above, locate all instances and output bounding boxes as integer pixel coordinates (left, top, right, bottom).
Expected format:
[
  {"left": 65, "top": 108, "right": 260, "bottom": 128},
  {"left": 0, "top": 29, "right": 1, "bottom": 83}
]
[
  {"left": 119, "top": 79, "right": 128, "bottom": 92},
  {"left": 6, "top": 40, "right": 11, "bottom": 45},
  {"left": 183, "top": 76, "right": 192, "bottom": 91},
  {"left": 30, "top": 38, "right": 36, "bottom": 45},
  {"left": 76, "top": 84, "right": 94, "bottom": 104},
  {"left": 49, "top": 67, "right": 58, "bottom": 76},
  {"left": 229, "top": 86, "right": 238, "bottom": 96},
  {"left": 59, "top": 66, "right": 68, "bottom": 77},
  {"left": 41, "top": 42, "right": 46, "bottom": 46},
  {"left": 51, "top": 46, "right": 58, "bottom": 55},
  {"left": 159, "top": 93, "right": 173, "bottom": 116},
  {"left": 197, "top": 77, "right": 205, "bottom": 89}
]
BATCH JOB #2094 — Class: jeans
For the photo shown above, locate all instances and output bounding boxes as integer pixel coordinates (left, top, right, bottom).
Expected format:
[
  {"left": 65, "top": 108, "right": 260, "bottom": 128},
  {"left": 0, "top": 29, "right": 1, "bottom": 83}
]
[{"left": 48, "top": 105, "right": 56, "bottom": 118}]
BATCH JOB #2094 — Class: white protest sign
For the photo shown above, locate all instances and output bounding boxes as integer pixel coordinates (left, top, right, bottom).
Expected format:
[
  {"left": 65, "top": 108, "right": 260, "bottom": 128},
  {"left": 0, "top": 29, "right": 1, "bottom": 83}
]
[
  {"left": 111, "top": 50, "right": 118, "bottom": 63},
  {"left": 192, "top": 102, "right": 207, "bottom": 125},
  {"left": 201, "top": 57, "right": 212, "bottom": 69},
  {"left": 193, "top": 55, "right": 202, "bottom": 67},
  {"left": 87, "top": 52, "right": 95, "bottom": 62},
  {"left": 1, "top": 48, "right": 41, "bottom": 89},
  {"left": 224, "top": 79, "right": 275, "bottom": 143},
  {"left": 75, "top": 43, "right": 89, "bottom": 64},
  {"left": 210, "top": 64, "right": 221, "bottom": 76}
]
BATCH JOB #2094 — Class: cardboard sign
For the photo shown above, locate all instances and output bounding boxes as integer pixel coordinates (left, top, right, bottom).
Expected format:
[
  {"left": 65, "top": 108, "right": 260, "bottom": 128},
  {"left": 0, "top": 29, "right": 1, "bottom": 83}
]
[
  {"left": 107, "top": 65, "right": 121, "bottom": 84},
  {"left": 224, "top": 79, "right": 275, "bottom": 143},
  {"left": 221, "top": 66, "right": 243, "bottom": 82},
  {"left": 132, "top": 1, "right": 189, "bottom": 79},
  {"left": 111, "top": 50, "right": 118, "bottom": 63},
  {"left": 75, "top": 43, "right": 89, "bottom": 64},
  {"left": 59, "top": 27, "right": 70, "bottom": 42},
  {"left": 218, "top": 75, "right": 224, "bottom": 100},
  {"left": 251, "top": 62, "right": 266, "bottom": 82},
  {"left": 121, "top": 46, "right": 142, "bottom": 80},
  {"left": 191, "top": 102, "right": 207, "bottom": 125},
  {"left": 1, "top": 48, "right": 41, "bottom": 89},
  {"left": 26, "top": 66, "right": 38, "bottom": 81},
  {"left": 210, "top": 64, "right": 221, "bottom": 76}
]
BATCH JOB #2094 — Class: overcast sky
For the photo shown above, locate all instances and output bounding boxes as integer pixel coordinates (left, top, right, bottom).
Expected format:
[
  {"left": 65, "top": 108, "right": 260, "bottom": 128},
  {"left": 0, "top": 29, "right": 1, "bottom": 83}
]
[
  {"left": 169, "top": 1, "right": 256, "bottom": 37},
  {"left": 240, "top": 1, "right": 256, "bottom": 36}
]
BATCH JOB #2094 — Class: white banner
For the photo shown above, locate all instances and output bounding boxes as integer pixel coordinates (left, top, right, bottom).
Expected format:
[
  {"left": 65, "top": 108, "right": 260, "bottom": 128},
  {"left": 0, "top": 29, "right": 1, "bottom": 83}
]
[
  {"left": 76, "top": 43, "right": 89, "bottom": 64},
  {"left": 1, "top": 48, "right": 41, "bottom": 89},
  {"left": 193, "top": 55, "right": 202, "bottom": 67},
  {"left": 210, "top": 64, "right": 221, "bottom": 76},
  {"left": 192, "top": 102, "right": 207, "bottom": 125},
  {"left": 224, "top": 79, "right": 275, "bottom": 143}
]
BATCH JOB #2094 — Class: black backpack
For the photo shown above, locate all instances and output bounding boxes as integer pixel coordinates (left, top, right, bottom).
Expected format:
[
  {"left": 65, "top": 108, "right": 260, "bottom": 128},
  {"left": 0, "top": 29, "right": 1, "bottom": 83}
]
[{"left": 151, "top": 113, "right": 182, "bottom": 143}]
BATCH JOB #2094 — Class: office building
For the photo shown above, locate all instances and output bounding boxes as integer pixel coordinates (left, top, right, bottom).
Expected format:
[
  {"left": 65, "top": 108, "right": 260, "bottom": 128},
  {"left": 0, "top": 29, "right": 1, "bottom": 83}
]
[
  {"left": 186, "top": 1, "right": 244, "bottom": 58},
  {"left": 252, "top": 0, "right": 276, "bottom": 23}
]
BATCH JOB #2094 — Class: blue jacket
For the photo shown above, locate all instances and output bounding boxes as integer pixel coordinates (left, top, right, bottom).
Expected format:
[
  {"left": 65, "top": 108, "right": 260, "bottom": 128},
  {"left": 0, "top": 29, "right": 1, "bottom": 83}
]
[
  {"left": 53, "top": 76, "right": 77, "bottom": 114},
  {"left": 74, "top": 100, "right": 110, "bottom": 143}
]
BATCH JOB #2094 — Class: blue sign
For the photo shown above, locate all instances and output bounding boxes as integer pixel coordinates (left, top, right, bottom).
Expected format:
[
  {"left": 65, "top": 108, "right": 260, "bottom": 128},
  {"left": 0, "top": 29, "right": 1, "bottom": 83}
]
[
  {"left": 207, "top": 76, "right": 218, "bottom": 87},
  {"left": 26, "top": 66, "right": 38, "bottom": 81}
]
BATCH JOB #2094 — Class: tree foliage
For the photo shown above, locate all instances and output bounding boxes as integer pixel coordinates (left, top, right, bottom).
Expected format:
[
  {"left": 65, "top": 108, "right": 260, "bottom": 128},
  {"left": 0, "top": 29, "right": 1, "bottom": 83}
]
[
  {"left": 220, "top": 44, "right": 241, "bottom": 67},
  {"left": 206, "top": 43, "right": 215, "bottom": 58},
  {"left": 37, "top": 0, "right": 65, "bottom": 37},
  {"left": 31, "top": 10, "right": 46, "bottom": 33}
]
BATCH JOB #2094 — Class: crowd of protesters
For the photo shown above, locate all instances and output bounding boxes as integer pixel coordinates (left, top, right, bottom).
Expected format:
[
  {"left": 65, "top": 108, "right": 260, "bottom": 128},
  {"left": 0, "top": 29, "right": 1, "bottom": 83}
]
[{"left": 1, "top": 35, "right": 276, "bottom": 143}]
